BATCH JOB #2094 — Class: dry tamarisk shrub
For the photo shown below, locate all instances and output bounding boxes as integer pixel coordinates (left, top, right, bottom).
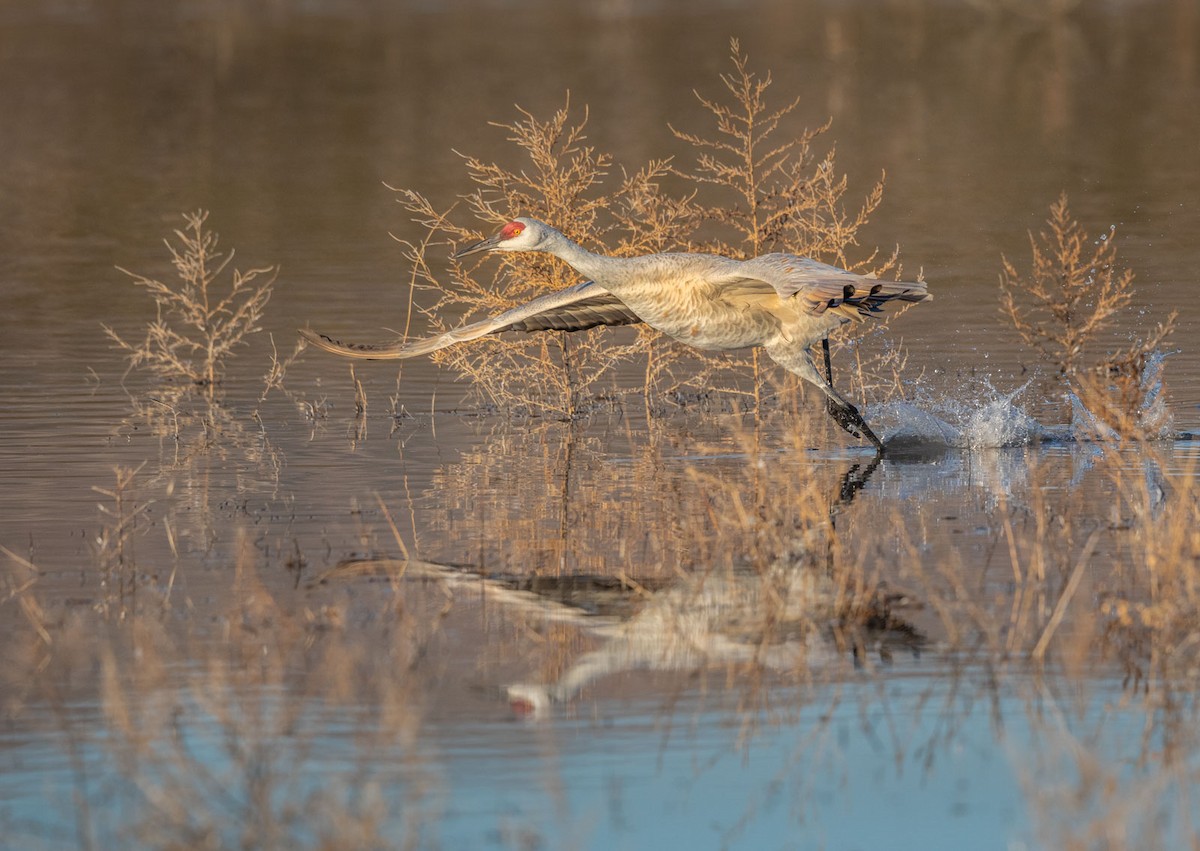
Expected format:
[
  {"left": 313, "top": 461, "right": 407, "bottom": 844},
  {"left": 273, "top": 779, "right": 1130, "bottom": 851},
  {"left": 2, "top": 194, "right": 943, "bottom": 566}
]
[{"left": 1000, "top": 193, "right": 1176, "bottom": 438}]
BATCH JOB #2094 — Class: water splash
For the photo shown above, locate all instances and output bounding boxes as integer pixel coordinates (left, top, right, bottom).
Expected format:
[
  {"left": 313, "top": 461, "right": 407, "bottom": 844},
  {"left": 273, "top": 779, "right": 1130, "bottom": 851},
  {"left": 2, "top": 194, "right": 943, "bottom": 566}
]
[
  {"left": 960, "top": 395, "right": 1045, "bottom": 449},
  {"left": 1065, "top": 350, "right": 1175, "bottom": 441},
  {"left": 1067, "top": 393, "right": 1118, "bottom": 442},
  {"left": 868, "top": 351, "right": 1178, "bottom": 450},
  {"left": 870, "top": 381, "right": 1046, "bottom": 450},
  {"left": 1139, "top": 350, "right": 1172, "bottom": 435},
  {"left": 871, "top": 401, "right": 963, "bottom": 449}
]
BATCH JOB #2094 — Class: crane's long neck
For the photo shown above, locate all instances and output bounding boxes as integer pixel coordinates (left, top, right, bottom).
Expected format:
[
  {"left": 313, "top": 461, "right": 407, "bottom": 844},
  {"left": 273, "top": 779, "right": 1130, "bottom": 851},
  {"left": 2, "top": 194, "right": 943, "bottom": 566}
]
[{"left": 540, "top": 230, "right": 624, "bottom": 287}]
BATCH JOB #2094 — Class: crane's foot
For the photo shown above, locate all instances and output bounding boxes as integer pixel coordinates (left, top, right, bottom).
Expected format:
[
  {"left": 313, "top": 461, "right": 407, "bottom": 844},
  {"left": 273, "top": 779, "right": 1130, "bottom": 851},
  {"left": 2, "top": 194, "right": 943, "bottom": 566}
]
[{"left": 827, "top": 398, "right": 885, "bottom": 455}]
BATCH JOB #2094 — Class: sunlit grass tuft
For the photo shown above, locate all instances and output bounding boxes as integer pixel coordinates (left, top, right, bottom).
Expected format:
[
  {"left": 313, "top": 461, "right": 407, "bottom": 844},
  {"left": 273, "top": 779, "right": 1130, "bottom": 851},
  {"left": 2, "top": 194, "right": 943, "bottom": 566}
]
[
  {"left": 1000, "top": 193, "right": 1177, "bottom": 438},
  {"left": 391, "top": 40, "right": 909, "bottom": 418},
  {"left": 105, "top": 210, "right": 277, "bottom": 395}
]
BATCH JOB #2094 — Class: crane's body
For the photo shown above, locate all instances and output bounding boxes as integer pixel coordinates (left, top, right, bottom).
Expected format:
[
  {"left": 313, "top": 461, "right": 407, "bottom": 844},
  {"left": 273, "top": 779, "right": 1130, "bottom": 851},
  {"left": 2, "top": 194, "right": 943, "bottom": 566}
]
[
  {"left": 571, "top": 253, "right": 794, "bottom": 351},
  {"left": 300, "top": 217, "right": 931, "bottom": 453}
]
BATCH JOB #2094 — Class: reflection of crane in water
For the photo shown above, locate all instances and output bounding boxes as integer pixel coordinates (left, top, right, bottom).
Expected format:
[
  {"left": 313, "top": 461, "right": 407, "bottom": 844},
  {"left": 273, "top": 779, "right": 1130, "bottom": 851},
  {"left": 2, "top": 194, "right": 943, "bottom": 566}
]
[
  {"left": 317, "top": 458, "right": 922, "bottom": 719},
  {"left": 502, "top": 563, "right": 919, "bottom": 717},
  {"left": 301, "top": 218, "right": 930, "bottom": 453},
  {"left": 496, "top": 456, "right": 921, "bottom": 717}
]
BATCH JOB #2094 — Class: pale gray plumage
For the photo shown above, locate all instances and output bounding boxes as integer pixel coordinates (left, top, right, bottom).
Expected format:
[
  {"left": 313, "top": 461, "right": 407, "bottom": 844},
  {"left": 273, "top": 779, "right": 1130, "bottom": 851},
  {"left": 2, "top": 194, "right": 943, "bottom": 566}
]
[
  {"left": 300, "top": 217, "right": 931, "bottom": 452},
  {"left": 300, "top": 281, "right": 637, "bottom": 359}
]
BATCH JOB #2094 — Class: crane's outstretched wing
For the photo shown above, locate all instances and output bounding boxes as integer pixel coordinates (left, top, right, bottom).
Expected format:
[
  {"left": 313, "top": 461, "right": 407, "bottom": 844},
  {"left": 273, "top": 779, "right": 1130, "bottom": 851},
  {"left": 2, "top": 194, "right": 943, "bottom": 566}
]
[
  {"left": 300, "top": 281, "right": 642, "bottom": 360},
  {"left": 727, "top": 254, "right": 931, "bottom": 321}
]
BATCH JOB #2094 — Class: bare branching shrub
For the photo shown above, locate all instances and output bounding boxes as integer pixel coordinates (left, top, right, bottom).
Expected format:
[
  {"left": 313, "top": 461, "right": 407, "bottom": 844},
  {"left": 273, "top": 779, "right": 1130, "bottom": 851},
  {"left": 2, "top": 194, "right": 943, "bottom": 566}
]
[
  {"left": 673, "top": 40, "right": 892, "bottom": 270},
  {"left": 106, "top": 211, "right": 277, "bottom": 393},
  {"left": 392, "top": 41, "right": 907, "bottom": 416},
  {"left": 396, "top": 104, "right": 670, "bottom": 418},
  {"left": 100, "top": 213, "right": 298, "bottom": 487},
  {"left": 669, "top": 39, "right": 903, "bottom": 405},
  {"left": 1000, "top": 194, "right": 1133, "bottom": 379},
  {"left": 1000, "top": 193, "right": 1176, "bottom": 436}
]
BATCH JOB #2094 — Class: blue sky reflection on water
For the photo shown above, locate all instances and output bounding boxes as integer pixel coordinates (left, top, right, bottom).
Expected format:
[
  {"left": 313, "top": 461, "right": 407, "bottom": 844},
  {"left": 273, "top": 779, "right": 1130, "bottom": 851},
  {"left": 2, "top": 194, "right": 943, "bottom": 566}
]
[
  {"left": 430, "top": 675, "right": 1190, "bottom": 850},
  {"left": 2, "top": 1, "right": 1200, "bottom": 848},
  {"left": 427, "top": 682, "right": 1018, "bottom": 850},
  {"left": 2, "top": 675, "right": 1034, "bottom": 850}
]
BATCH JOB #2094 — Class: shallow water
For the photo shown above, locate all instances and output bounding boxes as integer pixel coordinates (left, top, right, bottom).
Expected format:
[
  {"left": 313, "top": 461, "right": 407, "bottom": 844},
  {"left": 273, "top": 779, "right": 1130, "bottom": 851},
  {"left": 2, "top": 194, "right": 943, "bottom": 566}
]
[
  {"left": 2, "top": 1, "right": 1200, "bottom": 848},
  {"left": 8, "top": 672, "right": 1189, "bottom": 850}
]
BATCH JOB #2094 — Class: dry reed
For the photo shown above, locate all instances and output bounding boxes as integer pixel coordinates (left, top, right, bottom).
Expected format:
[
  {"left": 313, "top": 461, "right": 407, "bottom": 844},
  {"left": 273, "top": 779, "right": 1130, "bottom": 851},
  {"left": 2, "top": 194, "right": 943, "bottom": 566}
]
[
  {"left": 388, "top": 41, "right": 910, "bottom": 418},
  {"left": 105, "top": 211, "right": 277, "bottom": 394},
  {"left": 1000, "top": 193, "right": 1177, "bottom": 437}
]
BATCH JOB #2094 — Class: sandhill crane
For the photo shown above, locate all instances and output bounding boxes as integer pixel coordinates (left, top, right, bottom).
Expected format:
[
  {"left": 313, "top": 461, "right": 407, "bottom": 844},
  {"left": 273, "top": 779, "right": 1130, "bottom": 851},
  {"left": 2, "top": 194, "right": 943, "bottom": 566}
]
[{"left": 300, "top": 217, "right": 931, "bottom": 452}]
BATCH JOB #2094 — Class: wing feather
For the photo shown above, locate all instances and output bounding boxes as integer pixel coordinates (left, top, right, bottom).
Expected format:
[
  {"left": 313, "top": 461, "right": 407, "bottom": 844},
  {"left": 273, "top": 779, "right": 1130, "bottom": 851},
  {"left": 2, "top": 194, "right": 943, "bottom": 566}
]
[
  {"left": 727, "top": 254, "right": 931, "bottom": 320},
  {"left": 300, "top": 281, "right": 641, "bottom": 360}
]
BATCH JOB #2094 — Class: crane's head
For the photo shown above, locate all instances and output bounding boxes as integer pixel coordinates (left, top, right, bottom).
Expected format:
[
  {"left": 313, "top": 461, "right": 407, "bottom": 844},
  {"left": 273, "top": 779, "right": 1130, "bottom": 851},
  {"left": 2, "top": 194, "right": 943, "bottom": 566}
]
[{"left": 453, "top": 217, "right": 552, "bottom": 259}]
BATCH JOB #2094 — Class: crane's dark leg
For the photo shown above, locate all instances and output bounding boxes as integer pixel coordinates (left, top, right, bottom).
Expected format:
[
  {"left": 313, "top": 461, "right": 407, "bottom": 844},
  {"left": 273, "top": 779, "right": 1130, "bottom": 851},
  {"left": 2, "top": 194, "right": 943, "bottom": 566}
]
[
  {"left": 821, "top": 336, "right": 840, "bottom": 427},
  {"left": 765, "top": 343, "right": 885, "bottom": 454},
  {"left": 827, "top": 397, "right": 885, "bottom": 454},
  {"left": 818, "top": 340, "right": 884, "bottom": 454}
]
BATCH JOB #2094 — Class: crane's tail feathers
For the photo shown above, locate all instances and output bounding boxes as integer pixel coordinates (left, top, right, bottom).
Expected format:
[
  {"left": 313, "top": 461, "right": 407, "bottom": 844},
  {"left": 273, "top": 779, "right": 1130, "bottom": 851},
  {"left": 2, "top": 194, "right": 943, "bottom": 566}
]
[
  {"left": 298, "top": 319, "right": 497, "bottom": 361},
  {"left": 820, "top": 280, "right": 931, "bottom": 322}
]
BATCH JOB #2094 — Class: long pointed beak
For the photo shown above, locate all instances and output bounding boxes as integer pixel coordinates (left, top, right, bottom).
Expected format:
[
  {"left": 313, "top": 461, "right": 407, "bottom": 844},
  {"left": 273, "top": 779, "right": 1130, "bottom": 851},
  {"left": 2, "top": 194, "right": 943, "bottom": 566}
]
[{"left": 453, "top": 233, "right": 503, "bottom": 259}]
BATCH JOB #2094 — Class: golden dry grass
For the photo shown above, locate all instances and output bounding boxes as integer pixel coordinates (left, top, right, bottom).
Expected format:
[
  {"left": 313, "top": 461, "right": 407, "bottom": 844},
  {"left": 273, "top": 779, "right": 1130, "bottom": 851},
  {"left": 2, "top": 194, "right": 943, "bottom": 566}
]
[
  {"left": 389, "top": 41, "right": 911, "bottom": 418},
  {"left": 7, "top": 39, "right": 1195, "bottom": 851},
  {"left": 106, "top": 211, "right": 277, "bottom": 394},
  {"left": 1000, "top": 193, "right": 1177, "bottom": 438}
]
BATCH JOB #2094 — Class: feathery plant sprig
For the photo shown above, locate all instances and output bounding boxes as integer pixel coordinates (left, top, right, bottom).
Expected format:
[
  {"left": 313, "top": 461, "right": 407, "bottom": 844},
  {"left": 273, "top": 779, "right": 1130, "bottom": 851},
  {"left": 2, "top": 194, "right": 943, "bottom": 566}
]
[
  {"left": 672, "top": 38, "right": 893, "bottom": 271},
  {"left": 1000, "top": 193, "right": 1135, "bottom": 380},
  {"left": 1000, "top": 193, "right": 1176, "bottom": 437},
  {"left": 106, "top": 211, "right": 277, "bottom": 394},
  {"left": 394, "top": 41, "right": 904, "bottom": 417}
]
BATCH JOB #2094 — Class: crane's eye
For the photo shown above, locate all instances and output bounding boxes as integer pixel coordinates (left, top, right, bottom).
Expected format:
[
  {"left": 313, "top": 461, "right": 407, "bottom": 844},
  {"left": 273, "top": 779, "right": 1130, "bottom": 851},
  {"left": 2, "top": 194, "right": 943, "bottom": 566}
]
[{"left": 501, "top": 221, "right": 525, "bottom": 240}]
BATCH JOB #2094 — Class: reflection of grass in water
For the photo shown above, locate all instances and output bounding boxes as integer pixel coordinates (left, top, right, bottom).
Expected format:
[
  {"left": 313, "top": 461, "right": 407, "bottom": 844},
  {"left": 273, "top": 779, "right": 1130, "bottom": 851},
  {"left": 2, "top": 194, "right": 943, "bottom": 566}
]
[
  {"left": 413, "top": 414, "right": 945, "bottom": 709},
  {"left": 1017, "top": 675, "right": 1198, "bottom": 851},
  {"left": 3, "top": 428, "right": 1200, "bottom": 846},
  {"left": 96, "top": 590, "right": 434, "bottom": 848},
  {"left": 3, "top": 535, "right": 444, "bottom": 850},
  {"left": 1098, "top": 447, "right": 1200, "bottom": 687},
  {"left": 413, "top": 411, "right": 1200, "bottom": 686},
  {"left": 91, "top": 463, "right": 159, "bottom": 621}
]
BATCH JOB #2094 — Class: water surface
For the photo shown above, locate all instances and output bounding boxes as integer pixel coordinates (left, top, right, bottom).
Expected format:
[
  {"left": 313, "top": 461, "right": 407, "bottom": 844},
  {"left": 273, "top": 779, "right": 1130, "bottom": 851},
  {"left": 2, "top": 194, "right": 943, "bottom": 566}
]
[{"left": 2, "top": 1, "right": 1200, "bottom": 848}]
